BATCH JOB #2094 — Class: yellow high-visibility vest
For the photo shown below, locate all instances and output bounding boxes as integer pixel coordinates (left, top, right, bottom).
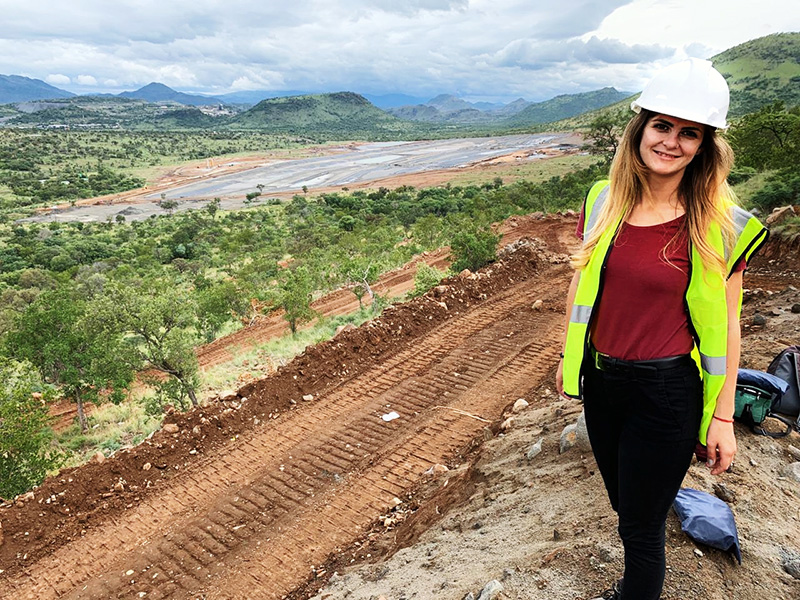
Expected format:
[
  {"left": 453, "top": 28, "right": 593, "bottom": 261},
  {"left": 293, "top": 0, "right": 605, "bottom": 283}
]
[{"left": 563, "top": 180, "right": 769, "bottom": 444}]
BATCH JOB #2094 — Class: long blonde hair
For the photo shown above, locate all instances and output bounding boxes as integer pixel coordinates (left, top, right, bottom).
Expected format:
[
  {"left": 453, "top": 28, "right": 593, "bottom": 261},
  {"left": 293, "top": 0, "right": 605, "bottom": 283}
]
[{"left": 572, "top": 109, "right": 736, "bottom": 276}]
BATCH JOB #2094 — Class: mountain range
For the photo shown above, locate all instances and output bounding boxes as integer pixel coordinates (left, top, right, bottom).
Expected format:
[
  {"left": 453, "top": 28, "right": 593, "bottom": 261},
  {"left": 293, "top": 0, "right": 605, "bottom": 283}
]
[{"left": 0, "top": 32, "right": 797, "bottom": 135}]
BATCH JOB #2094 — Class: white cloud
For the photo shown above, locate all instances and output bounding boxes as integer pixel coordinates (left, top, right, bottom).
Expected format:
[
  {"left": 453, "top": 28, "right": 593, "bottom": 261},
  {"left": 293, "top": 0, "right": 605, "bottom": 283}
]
[
  {"left": 45, "top": 73, "right": 71, "bottom": 85},
  {"left": 0, "top": 0, "right": 798, "bottom": 101},
  {"left": 76, "top": 74, "right": 97, "bottom": 86}
]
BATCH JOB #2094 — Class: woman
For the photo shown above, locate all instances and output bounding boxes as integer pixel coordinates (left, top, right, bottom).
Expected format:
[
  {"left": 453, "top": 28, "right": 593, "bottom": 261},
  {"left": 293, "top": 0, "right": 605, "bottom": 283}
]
[{"left": 556, "top": 58, "right": 768, "bottom": 600}]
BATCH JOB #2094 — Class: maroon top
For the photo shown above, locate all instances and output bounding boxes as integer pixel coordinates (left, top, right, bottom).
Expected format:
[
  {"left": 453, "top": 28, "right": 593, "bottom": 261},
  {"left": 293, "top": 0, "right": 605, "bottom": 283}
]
[{"left": 576, "top": 205, "right": 744, "bottom": 361}]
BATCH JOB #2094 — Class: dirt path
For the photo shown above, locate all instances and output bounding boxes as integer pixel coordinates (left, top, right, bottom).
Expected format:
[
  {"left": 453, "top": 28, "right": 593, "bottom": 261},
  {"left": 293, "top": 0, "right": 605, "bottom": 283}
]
[{"left": 0, "top": 223, "right": 574, "bottom": 599}]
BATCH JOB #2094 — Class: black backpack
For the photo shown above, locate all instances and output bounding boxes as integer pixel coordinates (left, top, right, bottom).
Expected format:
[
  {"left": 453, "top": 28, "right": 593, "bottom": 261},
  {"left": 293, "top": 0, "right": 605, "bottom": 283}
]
[{"left": 767, "top": 346, "right": 800, "bottom": 429}]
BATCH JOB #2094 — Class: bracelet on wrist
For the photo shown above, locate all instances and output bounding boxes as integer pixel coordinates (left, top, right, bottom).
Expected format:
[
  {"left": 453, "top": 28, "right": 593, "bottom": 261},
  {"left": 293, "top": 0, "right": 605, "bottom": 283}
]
[{"left": 713, "top": 415, "right": 734, "bottom": 424}]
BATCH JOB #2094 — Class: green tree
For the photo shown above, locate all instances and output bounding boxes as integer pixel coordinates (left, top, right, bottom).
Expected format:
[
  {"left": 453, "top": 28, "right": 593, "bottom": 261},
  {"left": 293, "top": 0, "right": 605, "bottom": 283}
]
[
  {"left": 728, "top": 102, "right": 800, "bottom": 171},
  {"left": 583, "top": 109, "right": 630, "bottom": 163},
  {"left": 206, "top": 197, "right": 221, "bottom": 218},
  {"left": 449, "top": 225, "right": 501, "bottom": 273},
  {"left": 196, "top": 279, "right": 248, "bottom": 342},
  {"left": 340, "top": 258, "right": 381, "bottom": 311},
  {"left": 99, "top": 279, "right": 201, "bottom": 409},
  {"left": 275, "top": 266, "right": 316, "bottom": 335},
  {"left": 159, "top": 198, "right": 179, "bottom": 213},
  {"left": 411, "top": 214, "right": 444, "bottom": 250},
  {"left": 0, "top": 359, "right": 62, "bottom": 499},
  {"left": 6, "top": 288, "right": 134, "bottom": 432}
]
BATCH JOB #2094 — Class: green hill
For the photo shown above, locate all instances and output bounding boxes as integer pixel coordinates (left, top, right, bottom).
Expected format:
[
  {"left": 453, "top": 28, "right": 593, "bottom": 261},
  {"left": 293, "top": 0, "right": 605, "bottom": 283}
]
[
  {"left": 229, "top": 92, "right": 418, "bottom": 138},
  {"left": 504, "top": 87, "right": 631, "bottom": 127},
  {"left": 712, "top": 32, "right": 800, "bottom": 116},
  {"left": 152, "top": 107, "right": 217, "bottom": 129}
]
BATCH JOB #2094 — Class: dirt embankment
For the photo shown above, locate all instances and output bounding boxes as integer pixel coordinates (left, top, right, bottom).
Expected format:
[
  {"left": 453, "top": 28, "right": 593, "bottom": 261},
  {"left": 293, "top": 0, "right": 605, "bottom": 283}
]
[{"left": 2, "top": 216, "right": 798, "bottom": 600}]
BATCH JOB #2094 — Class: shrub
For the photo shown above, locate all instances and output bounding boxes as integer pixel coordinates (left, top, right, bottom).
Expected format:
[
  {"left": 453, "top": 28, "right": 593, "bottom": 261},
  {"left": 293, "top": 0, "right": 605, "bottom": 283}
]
[
  {"left": 409, "top": 263, "right": 448, "bottom": 298},
  {"left": 449, "top": 227, "right": 501, "bottom": 273},
  {"left": 749, "top": 171, "right": 800, "bottom": 212},
  {"left": 0, "top": 360, "right": 62, "bottom": 499},
  {"left": 728, "top": 166, "right": 757, "bottom": 186}
]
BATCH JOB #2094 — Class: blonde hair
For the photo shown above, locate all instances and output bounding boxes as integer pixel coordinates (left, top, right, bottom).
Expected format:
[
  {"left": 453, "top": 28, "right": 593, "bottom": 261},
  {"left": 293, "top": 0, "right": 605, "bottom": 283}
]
[{"left": 572, "top": 109, "right": 736, "bottom": 277}]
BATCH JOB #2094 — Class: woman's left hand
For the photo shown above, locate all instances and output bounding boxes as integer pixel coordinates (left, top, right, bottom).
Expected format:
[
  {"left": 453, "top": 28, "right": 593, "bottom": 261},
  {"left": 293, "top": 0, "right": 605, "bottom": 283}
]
[{"left": 705, "top": 418, "right": 737, "bottom": 475}]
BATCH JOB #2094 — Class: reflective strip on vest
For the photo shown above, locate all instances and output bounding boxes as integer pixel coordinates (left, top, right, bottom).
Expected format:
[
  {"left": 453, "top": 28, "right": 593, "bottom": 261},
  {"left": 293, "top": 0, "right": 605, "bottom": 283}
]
[
  {"left": 585, "top": 186, "right": 609, "bottom": 238},
  {"left": 571, "top": 304, "right": 592, "bottom": 324},
  {"left": 700, "top": 353, "right": 727, "bottom": 376},
  {"left": 732, "top": 205, "right": 751, "bottom": 235}
]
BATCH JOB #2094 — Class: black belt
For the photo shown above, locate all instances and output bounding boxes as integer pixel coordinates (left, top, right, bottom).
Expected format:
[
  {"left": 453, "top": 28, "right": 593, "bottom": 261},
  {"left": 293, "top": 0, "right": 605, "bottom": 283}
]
[{"left": 591, "top": 347, "right": 693, "bottom": 374}]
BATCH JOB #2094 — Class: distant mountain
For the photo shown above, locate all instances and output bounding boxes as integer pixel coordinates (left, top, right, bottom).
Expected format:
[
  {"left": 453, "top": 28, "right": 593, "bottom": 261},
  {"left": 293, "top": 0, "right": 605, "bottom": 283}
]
[
  {"left": 118, "top": 82, "right": 223, "bottom": 106},
  {"left": 215, "top": 89, "right": 314, "bottom": 106},
  {"left": 0, "top": 74, "right": 74, "bottom": 104},
  {"left": 388, "top": 104, "right": 447, "bottom": 122},
  {"left": 712, "top": 32, "right": 800, "bottom": 116},
  {"left": 503, "top": 87, "right": 631, "bottom": 126},
  {"left": 5, "top": 95, "right": 225, "bottom": 128},
  {"left": 229, "top": 92, "right": 415, "bottom": 137},
  {"left": 388, "top": 94, "right": 529, "bottom": 124},
  {"left": 494, "top": 98, "right": 532, "bottom": 117},
  {"left": 361, "top": 93, "right": 429, "bottom": 109},
  {"left": 426, "top": 94, "right": 479, "bottom": 112}
]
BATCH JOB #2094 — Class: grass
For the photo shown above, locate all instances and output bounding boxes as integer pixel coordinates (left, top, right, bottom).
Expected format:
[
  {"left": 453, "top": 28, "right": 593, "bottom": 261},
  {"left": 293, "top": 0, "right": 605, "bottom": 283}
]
[
  {"left": 55, "top": 400, "right": 162, "bottom": 469},
  {"left": 200, "top": 308, "right": 388, "bottom": 393},
  {"left": 732, "top": 171, "right": 775, "bottom": 209},
  {"left": 446, "top": 153, "right": 596, "bottom": 187}
]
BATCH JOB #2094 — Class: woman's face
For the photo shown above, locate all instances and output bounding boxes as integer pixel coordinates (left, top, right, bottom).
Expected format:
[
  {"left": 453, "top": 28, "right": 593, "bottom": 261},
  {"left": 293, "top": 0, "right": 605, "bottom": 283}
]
[{"left": 638, "top": 113, "right": 705, "bottom": 179}]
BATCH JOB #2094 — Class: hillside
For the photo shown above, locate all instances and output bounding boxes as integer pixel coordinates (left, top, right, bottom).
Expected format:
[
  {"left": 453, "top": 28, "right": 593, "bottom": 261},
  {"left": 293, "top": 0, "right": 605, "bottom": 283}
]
[
  {"left": 713, "top": 32, "right": 800, "bottom": 116},
  {"left": 229, "top": 91, "right": 419, "bottom": 138},
  {"left": 119, "top": 82, "right": 224, "bottom": 107},
  {"left": 5, "top": 95, "right": 209, "bottom": 128},
  {"left": 0, "top": 74, "right": 74, "bottom": 104},
  {"left": 152, "top": 107, "right": 219, "bottom": 129},
  {"left": 504, "top": 87, "right": 630, "bottom": 127},
  {"left": 550, "top": 32, "right": 800, "bottom": 131}
]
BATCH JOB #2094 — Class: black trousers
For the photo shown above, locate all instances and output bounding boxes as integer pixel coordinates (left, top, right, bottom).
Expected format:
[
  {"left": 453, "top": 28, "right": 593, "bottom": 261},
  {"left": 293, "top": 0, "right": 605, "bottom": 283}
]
[{"left": 583, "top": 356, "right": 702, "bottom": 600}]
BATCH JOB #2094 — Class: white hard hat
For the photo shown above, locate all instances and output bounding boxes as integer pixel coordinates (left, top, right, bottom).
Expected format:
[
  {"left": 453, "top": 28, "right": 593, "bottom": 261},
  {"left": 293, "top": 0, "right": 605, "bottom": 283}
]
[{"left": 631, "top": 58, "right": 730, "bottom": 129}]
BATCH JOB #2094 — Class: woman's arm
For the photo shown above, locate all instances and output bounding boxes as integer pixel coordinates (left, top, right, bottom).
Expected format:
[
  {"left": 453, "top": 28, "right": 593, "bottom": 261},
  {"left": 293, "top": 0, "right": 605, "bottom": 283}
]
[
  {"left": 556, "top": 270, "right": 581, "bottom": 398},
  {"left": 705, "top": 269, "right": 743, "bottom": 475}
]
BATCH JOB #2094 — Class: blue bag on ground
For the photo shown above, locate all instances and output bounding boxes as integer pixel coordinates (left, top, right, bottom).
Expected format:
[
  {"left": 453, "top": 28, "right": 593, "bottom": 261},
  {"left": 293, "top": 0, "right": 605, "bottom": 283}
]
[
  {"left": 673, "top": 488, "right": 742, "bottom": 564},
  {"left": 737, "top": 368, "right": 789, "bottom": 397}
]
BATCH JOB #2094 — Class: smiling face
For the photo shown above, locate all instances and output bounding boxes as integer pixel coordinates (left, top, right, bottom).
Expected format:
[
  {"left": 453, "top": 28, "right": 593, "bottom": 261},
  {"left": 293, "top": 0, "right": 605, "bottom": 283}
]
[{"left": 638, "top": 113, "right": 705, "bottom": 181}]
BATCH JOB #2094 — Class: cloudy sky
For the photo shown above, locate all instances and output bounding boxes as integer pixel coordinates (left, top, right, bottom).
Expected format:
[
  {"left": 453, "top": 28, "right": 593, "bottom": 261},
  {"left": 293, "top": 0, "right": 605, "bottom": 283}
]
[{"left": 2, "top": 0, "right": 798, "bottom": 102}]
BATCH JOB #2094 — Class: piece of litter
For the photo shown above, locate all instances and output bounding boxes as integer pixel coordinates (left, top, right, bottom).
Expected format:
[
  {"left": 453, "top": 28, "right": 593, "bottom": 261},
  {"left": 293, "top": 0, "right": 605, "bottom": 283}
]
[{"left": 381, "top": 411, "right": 400, "bottom": 422}]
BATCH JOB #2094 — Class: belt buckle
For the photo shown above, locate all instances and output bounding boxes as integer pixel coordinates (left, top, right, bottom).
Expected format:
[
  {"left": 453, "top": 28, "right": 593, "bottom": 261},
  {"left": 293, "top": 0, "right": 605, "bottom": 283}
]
[{"left": 594, "top": 349, "right": 613, "bottom": 372}]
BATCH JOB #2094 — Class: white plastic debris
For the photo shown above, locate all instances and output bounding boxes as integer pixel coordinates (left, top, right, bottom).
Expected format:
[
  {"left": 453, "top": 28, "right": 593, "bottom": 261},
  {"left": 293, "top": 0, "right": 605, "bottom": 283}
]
[{"left": 381, "top": 411, "right": 400, "bottom": 422}]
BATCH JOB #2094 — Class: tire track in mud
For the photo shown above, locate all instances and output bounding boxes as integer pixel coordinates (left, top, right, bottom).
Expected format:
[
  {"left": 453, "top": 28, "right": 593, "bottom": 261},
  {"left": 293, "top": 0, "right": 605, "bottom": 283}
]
[{"left": 1, "top": 262, "right": 570, "bottom": 600}]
